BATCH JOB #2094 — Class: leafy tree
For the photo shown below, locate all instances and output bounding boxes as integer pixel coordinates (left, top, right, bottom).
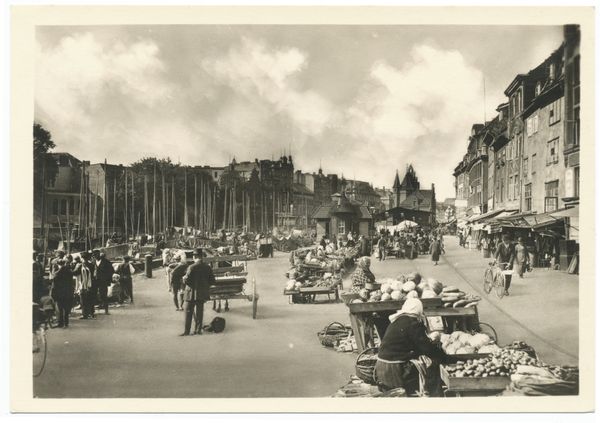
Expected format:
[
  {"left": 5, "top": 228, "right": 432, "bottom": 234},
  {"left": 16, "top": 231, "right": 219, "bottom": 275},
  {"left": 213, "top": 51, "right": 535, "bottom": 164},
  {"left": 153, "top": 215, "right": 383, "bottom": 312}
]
[{"left": 33, "top": 122, "right": 59, "bottom": 216}]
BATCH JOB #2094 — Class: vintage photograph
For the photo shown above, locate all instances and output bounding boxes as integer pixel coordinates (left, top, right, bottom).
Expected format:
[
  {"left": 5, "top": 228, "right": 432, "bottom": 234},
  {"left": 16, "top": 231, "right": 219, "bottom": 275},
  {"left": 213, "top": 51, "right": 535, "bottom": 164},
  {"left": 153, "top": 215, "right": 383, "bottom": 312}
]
[{"left": 11, "top": 5, "right": 594, "bottom": 415}]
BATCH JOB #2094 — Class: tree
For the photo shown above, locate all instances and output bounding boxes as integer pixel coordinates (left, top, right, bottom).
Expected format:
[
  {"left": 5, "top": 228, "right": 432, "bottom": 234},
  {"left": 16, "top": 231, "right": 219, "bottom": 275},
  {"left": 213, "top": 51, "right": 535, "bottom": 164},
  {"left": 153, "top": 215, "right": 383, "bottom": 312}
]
[{"left": 33, "top": 123, "right": 58, "bottom": 225}]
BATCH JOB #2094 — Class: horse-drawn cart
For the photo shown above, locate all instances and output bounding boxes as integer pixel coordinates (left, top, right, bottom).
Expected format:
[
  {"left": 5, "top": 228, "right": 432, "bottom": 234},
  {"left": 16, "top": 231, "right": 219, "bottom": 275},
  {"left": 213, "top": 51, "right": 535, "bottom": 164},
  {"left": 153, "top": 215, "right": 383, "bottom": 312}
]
[{"left": 204, "top": 255, "right": 258, "bottom": 319}]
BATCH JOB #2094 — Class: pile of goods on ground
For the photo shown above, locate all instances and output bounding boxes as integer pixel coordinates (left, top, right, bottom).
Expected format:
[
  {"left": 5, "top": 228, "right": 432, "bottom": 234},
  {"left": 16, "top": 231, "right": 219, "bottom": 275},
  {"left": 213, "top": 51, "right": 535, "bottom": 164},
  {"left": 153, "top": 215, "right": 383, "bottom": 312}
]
[
  {"left": 332, "top": 376, "right": 406, "bottom": 398},
  {"left": 348, "top": 271, "right": 480, "bottom": 307},
  {"left": 436, "top": 330, "right": 499, "bottom": 355}
]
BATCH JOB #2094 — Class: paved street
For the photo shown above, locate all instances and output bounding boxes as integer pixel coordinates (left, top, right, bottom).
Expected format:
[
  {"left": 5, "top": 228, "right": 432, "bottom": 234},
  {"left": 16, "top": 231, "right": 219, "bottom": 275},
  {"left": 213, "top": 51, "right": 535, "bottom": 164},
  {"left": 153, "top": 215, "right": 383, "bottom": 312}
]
[{"left": 34, "top": 237, "right": 578, "bottom": 398}]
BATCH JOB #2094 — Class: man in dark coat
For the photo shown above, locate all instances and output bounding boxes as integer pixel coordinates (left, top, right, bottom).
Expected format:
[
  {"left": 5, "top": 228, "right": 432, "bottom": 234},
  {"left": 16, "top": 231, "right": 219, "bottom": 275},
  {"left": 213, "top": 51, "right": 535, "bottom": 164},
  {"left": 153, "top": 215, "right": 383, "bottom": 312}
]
[
  {"left": 116, "top": 255, "right": 134, "bottom": 304},
  {"left": 92, "top": 249, "right": 114, "bottom": 315},
  {"left": 429, "top": 237, "right": 442, "bottom": 266},
  {"left": 50, "top": 259, "right": 74, "bottom": 328},
  {"left": 495, "top": 235, "right": 515, "bottom": 296},
  {"left": 181, "top": 248, "right": 215, "bottom": 336},
  {"left": 33, "top": 252, "right": 46, "bottom": 304}
]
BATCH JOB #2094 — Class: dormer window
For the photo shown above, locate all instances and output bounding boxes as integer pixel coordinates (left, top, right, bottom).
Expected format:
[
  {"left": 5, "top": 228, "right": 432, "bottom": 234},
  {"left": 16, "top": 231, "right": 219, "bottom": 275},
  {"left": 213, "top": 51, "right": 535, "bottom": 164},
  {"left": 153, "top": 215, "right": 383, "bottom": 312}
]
[{"left": 535, "top": 81, "right": 542, "bottom": 97}]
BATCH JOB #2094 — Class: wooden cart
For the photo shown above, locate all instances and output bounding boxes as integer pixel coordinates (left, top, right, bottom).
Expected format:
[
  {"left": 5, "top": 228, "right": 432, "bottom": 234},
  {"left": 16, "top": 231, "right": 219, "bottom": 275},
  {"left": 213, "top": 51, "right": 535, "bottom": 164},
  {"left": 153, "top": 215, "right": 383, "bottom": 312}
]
[
  {"left": 203, "top": 255, "right": 258, "bottom": 319},
  {"left": 343, "top": 295, "right": 497, "bottom": 354}
]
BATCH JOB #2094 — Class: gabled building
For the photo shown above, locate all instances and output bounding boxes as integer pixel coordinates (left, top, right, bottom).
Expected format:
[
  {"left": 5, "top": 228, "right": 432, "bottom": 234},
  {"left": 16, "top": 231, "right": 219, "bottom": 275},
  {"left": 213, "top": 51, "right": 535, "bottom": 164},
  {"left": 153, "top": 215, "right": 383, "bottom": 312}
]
[
  {"left": 35, "top": 152, "right": 84, "bottom": 231},
  {"left": 392, "top": 165, "right": 437, "bottom": 226},
  {"left": 311, "top": 190, "right": 372, "bottom": 239}
]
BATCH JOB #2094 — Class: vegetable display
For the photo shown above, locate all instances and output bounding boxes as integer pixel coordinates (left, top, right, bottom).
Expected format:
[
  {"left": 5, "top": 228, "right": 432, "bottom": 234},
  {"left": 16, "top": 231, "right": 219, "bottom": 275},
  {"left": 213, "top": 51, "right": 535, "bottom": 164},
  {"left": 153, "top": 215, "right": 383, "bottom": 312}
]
[{"left": 348, "top": 272, "right": 480, "bottom": 307}]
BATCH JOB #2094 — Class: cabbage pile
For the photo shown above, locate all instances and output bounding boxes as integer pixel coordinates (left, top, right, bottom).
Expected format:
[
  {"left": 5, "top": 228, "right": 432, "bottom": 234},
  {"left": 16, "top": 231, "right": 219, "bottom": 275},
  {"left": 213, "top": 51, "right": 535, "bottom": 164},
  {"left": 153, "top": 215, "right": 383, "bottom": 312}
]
[
  {"left": 438, "top": 331, "right": 499, "bottom": 355},
  {"left": 352, "top": 272, "right": 445, "bottom": 303}
]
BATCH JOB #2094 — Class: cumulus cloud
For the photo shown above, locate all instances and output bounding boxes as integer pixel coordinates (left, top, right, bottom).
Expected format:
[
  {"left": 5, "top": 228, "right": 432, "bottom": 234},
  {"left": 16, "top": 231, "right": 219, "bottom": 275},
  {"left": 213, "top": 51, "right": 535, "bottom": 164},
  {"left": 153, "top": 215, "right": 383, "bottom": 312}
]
[
  {"left": 35, "top": 31, "right": 484, "bottom": 199},
  {"left": 335, "top": 42, "right": 484, "bottom": 194},
  {"left": 201, "top": 37, "right": 334, "bottom": 139},
  {"left": 35, "top": 31, "right": 178, "bottom": 161}
]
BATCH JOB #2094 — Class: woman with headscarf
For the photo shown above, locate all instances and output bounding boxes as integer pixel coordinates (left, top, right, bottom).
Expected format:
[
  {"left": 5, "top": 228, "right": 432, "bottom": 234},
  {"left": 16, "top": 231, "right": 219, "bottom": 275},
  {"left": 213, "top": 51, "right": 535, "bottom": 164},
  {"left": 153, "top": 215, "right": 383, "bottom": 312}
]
[
  {"left": 350, "top": 256, "right": 376, "bottom": 294},
  {"left": 373, "top": 298, "right": 448, "bottom": 397},
  {"left": 316, "top": 245, "right": 327, "bottom": 260}
]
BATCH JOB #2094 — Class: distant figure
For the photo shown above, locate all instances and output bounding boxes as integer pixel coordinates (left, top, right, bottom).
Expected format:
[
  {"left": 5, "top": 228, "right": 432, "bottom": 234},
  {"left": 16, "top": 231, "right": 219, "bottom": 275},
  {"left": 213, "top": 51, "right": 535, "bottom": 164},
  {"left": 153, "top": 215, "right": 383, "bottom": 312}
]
[
  {"left": 116, "top": 255, "right": 134, "bottom": 304},
  {"left": 495, "top": 235, "right": 515, "bottom": 296},
  {"left": 430, "top": 237, "right": 442, "bottom": 266},
  {"left": 50, "top": 259, "right": 74, "bottom": 328},
  {"left": 514, "top": 237, "right": 530, "bottom": 279}
]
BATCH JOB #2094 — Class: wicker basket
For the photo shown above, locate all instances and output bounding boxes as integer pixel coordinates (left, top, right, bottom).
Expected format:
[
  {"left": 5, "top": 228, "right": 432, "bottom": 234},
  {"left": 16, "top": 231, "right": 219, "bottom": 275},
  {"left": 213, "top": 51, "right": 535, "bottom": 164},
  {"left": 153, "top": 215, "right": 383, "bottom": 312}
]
[
  {"left": 355, "top": 347, "right": 379, "bottom": 385},
  {"left": 317, "top": 322, "right": 351, "bottom": 348}
]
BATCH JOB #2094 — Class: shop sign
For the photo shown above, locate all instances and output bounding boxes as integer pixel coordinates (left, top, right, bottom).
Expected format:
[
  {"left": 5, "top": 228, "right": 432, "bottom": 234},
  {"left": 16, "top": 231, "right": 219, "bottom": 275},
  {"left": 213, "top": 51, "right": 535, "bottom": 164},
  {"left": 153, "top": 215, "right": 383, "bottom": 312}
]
[{"left": 565, "top": 168, "right": 574, "bottom": 198}]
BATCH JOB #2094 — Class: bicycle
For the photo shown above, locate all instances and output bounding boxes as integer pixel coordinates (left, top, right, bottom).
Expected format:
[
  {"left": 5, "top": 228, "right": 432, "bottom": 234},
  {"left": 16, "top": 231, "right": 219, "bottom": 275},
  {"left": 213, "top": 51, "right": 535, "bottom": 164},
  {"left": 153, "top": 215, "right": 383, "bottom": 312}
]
[
  {"left": 483, "top": 260, "right": 510, "bottom": 299},
  {"left": 32, "top": 302, "right": 54, "bottom": 377}
]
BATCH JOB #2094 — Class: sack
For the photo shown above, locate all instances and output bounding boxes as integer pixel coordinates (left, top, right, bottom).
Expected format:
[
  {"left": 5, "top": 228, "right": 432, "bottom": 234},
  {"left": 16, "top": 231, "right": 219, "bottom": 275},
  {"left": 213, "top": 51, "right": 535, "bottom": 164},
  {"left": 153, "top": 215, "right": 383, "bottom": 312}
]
[{"left": 203, "top": 317, "right": 226, "bottom": 333}]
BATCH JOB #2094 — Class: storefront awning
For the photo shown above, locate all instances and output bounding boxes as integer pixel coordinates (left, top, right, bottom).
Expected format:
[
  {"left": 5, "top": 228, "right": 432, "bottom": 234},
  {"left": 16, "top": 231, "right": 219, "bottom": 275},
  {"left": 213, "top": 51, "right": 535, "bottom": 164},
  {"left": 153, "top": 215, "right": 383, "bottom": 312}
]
[
  {"left": 551, "top": 205, "right": 579, "bottom": 218},
  {"left": 467, "top": 208, "right": 505, "bottom": 223},
  {"left": 522, "top": 213, "right": 564, "bottom": 230}
]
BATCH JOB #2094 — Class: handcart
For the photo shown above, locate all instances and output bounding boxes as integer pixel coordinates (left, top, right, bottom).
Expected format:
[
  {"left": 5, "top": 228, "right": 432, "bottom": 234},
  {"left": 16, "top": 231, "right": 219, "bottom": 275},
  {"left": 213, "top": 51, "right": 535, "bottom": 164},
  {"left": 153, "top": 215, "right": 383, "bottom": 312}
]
[{"left": 204, "top": 254, "right": 258, "bottom": 319}]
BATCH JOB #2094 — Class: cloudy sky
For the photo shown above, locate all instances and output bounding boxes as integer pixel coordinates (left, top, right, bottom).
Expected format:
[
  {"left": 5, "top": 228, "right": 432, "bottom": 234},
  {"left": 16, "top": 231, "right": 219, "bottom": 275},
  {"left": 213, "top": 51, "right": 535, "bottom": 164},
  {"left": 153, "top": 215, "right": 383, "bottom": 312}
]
[{"left": 35, "top": 25, "right": 564, "bottom": 199}]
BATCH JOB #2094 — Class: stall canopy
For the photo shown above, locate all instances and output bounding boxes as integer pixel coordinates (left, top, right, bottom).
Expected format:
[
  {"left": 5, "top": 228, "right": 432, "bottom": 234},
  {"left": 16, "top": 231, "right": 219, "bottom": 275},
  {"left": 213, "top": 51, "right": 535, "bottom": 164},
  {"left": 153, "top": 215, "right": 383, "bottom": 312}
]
[{"left": 468, "top": 209, "right": 506, "bottom": 223}]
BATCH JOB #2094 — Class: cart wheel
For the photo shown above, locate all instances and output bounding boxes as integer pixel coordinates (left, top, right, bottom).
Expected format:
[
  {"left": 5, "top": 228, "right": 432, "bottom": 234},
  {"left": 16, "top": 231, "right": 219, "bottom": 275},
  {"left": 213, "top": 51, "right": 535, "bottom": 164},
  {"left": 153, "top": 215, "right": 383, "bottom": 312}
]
[
  {"left": 483, "top": 268, "right": 493, "bottom": 294},
  {"left": 477, "top": 322, "right": 498, "bottom": 344},
  {"left": 252, "top": 278, "right": 258, "bottom": 319},
  {"left": 495, "top": 272, "right": 506, "bottom": 299}
]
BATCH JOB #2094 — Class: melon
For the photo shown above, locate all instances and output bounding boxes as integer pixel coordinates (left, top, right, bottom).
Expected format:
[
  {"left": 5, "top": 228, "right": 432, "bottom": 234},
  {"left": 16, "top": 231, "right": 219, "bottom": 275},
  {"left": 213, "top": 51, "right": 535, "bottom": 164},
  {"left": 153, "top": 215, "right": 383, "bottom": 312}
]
[
  {"left": 390, "top": 291, "right": 402, "bottom": 301},
  {"left": 381, "top": 283, "right": 392, "bottom": 294},
  {"left": 381, "top": 293, "right": 392, "bottom": 301},
  {"left": 402, "top": 281, "right": 416, "bottom": 292}
]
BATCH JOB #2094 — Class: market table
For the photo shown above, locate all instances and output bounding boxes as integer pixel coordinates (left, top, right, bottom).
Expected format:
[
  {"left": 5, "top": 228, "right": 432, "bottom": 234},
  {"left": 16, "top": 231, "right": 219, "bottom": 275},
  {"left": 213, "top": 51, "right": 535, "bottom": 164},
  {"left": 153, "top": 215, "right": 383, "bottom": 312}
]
[{"left": 343, "top": 295, "right": 494, "bottom": 353}]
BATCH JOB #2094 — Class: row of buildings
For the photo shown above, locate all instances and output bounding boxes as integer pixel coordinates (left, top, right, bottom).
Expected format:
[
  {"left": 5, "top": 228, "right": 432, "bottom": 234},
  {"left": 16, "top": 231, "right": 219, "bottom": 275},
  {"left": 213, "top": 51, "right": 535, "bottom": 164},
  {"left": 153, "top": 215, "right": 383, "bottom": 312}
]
[
  {"left": 35, "top": 148, "right": 439, "bottom": 243},
  {"left": 452, "top": 25, "right": 580, "bottom": 269}
]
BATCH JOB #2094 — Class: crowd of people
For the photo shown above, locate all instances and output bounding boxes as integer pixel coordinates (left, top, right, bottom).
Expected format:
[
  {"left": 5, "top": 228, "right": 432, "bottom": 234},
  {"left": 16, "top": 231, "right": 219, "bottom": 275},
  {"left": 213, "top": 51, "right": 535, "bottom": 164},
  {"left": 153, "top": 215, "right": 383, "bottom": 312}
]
[{"left": 32, "top": 249, "right": 134, "bottom": 329}]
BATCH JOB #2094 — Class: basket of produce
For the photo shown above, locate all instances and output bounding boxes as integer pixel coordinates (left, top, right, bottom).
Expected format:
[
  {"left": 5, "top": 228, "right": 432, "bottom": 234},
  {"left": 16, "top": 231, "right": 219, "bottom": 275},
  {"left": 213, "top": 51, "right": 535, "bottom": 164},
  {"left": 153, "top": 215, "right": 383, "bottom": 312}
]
[
  {"left": 355, "top": 347, "right": 379, "bottom": 385},
  {"left": 317, "top": 322, "right": 352, "bottom": 348}
]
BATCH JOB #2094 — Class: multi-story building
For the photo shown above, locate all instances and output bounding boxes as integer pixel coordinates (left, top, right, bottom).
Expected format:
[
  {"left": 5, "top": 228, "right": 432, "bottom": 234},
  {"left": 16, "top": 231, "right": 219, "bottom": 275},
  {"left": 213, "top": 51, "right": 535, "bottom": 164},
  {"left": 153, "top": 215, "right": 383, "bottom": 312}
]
[
  {"left": 35, "top": 153, "right": 84, "bottom": 233},
  {"left": 520, "top": 45, "right": 566, "bottom": 214},
  {"left": 374, "top": 187, "right": 394, "bottom": 212},
  {"left": 345, "top": 179, "right": 381, "bottom": 211},
  {"left": 562, "top": 24, "right": 581, "bottom": 209}
]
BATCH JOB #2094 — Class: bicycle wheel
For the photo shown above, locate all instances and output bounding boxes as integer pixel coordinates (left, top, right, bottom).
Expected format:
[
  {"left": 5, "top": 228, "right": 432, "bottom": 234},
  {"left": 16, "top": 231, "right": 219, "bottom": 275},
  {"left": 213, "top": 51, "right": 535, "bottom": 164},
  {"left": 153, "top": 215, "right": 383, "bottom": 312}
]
[
  {"left": 483, "top": 268, "right": 493, "bottom": 294},
  {"left": 32, "top": 328, "right": 47, "bottom": 377},
  {"left": 495, "top": 272, "right": 506, "bottom": 299}
]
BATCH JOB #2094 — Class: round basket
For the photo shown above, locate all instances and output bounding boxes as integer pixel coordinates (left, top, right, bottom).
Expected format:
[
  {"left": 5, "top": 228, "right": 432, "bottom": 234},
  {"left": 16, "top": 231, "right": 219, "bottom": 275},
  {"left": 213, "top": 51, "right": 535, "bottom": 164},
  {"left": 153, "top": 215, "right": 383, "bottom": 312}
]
[
  {"left": 355, "top": 347, "right": 379, "bottom": 385},
  {"left": 317, "top": 322, "right": 351, "bottom": 348},
  {"left": 365, "top": 282, "right": 381, "bottom": 291}
]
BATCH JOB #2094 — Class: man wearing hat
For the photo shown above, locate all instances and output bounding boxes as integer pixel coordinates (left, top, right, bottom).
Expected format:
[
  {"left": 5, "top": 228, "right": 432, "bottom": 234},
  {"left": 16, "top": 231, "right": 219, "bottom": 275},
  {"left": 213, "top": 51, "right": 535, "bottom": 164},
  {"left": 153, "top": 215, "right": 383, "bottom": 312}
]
[
  {"left": 50, "top": 258, "right": 74, "bottom": 328},
  {"left": 92, "top": 249, "right": 115, "bottom": 315},
  {"left": 180, "top": 248, "right": 215, "bottom": 336},
  {"left": 494, "top": 235, "right": 515, "bottom": 296},
  {"left": 33, "top": 252, "right": 46, "bottom": 304},
  {"left": 116, "top": 255, "right": 134, "bottom": 304}
]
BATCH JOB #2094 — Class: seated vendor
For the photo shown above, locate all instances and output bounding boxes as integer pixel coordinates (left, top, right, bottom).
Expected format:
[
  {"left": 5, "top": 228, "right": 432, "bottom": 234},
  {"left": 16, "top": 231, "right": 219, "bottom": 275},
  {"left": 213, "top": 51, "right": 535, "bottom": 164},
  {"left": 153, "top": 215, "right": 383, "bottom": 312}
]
[
  {"left": 316, "top": 245, "right": 327, "bottom": 260},
  {"left": 374, "top": 298, "right": 448, "bottom": 397},
  {"left": 350, "top": 257, "right": 375, "bottom": 294}
]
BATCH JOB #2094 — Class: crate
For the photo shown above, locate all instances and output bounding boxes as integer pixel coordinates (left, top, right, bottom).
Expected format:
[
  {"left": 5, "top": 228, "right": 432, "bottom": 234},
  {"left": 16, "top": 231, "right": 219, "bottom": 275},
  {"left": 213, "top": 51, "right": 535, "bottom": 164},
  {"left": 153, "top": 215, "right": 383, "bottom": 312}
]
[{"left": 440, "top": 365, "right": 510, "bottom": 392}]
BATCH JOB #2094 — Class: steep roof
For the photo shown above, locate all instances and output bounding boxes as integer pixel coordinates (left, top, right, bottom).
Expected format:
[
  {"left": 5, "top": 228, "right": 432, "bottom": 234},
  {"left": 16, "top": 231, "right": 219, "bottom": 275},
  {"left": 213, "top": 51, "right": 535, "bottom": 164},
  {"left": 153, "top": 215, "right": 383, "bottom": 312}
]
[
  {"left": 400, "top": 165, "right": 418, "bottom": 191},
  {"left": 311, "top": 192, "right": 372, "bottom": 220},
  {"left": 392, "top": 170, "right": 401, "bottom": 190}
]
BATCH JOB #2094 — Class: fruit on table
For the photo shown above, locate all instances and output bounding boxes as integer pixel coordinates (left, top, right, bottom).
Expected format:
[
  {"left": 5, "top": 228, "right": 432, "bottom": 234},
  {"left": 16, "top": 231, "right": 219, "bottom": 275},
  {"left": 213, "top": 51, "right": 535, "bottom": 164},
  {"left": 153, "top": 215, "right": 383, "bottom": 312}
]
[
  {"left": 402, "top": 281, "right": 416, "bottom": 292},
  {"left": 406, "top": 291, "right": 419, "bottom": 299},
  {"left": 444, "top": 346, "right": 549, "bottom": 378}
]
